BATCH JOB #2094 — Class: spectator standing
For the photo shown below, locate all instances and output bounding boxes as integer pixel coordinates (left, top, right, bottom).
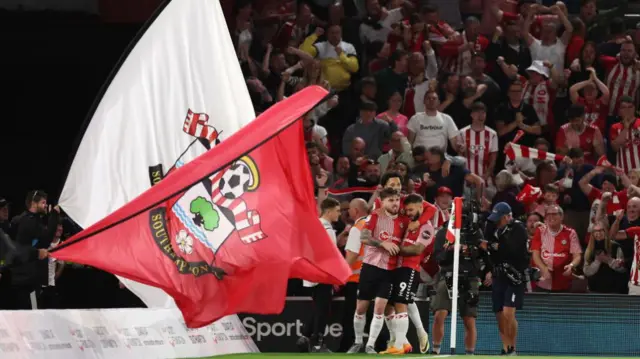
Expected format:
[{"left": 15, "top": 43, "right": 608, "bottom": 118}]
[
  {"left": 407, "top": 90, "right": 461, "bottom": 153},
  {"left": 486, "top": 20, "right": 533, "bottom": 92},
  {"left": 558, "top": 148, "right": 595, "bottom": 242},
  {"left": 439, "top": 16, "right": 489, "bottom": 77},
  {"left": 555, "top": 104, "right": 605, "bottom": 165},
  {"left": 299, "top": 198, "right": 341, "bottom": 353},
  {"left": 378, "top": 131, "right": 413, "bottom": 174},
  {"left": 374, "top": 50, "right": 409, "bottom": 113},
  {"left": 343, "top": 101, "right": 397, "bottom": 159},
  {"left": 377, "top": 92, "right": 409, "bottom": 141},
  {"left": 531, "top": 205, "right": 582, "bottom": 293},
  {"left": 524, "top": 4, "right": 573, "bottom": 71},
  {"left": 459, "top": 102, "right": 499, "bottom": 183},
  {"left": 300, "top": 25, "right": 358, "bottom": 92},
  {"left": 604, "top": 40, "right": 640, "bottom": 117},
  {"left": 10, "top": 190, "right": 59, "bottom": 309},
  {"left": 494, "top": 80, "right": 541, "bottom": 169},
  {"left": 569, "top": 66, "right": 610, "bottom": 134},
  {"left": 610, "top": 96, "right": 640, "bottom": 173},
  {"left": 340, "top": 198, "right": 370, "bottom": 352}
]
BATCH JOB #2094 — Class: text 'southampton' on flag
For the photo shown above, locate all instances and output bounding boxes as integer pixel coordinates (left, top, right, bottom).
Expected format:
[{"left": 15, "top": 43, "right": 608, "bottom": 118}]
[{"left": 52, "top": 86, "right": 352, "bottom": 328}]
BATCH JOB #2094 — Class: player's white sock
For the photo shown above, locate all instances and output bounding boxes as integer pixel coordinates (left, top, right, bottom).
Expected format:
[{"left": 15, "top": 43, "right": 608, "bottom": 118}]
[
  {"left": 366, "top": 314, "right": 384, "bottom": 348},
  {"left": 354, "top": 313, "right": 366, "bottom": 344},
  {"left": 394, "top": 312, "right": 409, "bottom": 349},
  {"left": 385, "top": 313, "right": 396, "bottom": 345},
  {"left": 408, "top": 302, "right": 427, "bottom": 337}
]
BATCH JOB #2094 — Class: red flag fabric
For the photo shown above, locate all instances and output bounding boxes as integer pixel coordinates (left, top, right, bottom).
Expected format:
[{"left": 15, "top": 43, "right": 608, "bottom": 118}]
[
  {"left": 51, "top": 86, "right": 351, "bottom": 328},
  {"left": 516, "top": 184, "right": 543, "bottom": 205},
  {"left": 596, "top": 155, "right": 614, "bottom": 168},
  {"left": 445, "top": 197, "right": 462, "bottom": 243}
]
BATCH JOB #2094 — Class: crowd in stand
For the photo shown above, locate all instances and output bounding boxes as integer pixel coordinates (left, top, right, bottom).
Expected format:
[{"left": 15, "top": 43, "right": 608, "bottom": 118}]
[{"left": 227, "top": 0, "right": 640, "bottom": 296}]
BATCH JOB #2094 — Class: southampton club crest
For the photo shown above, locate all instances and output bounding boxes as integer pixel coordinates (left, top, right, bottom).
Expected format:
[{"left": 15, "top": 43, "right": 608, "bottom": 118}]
[{"left": 147, "top": 109, "right": 268, "bottom": 280}]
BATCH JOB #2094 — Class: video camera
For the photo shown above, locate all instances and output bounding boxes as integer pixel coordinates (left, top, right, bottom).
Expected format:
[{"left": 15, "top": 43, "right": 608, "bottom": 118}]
[{"left": 443, "top": 195, "right": 484, "bottom": 307}]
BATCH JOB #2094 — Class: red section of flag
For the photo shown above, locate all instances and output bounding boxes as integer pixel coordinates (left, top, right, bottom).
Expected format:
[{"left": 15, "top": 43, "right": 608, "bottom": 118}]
[
  {"left": 596, "top": 155, "right": 613, "bottom": 168},
  {"left": 445, "top": 197, "right": 462, "bottom": 243},
  {"left": 52, "top": 86, "right": 350, "bottom": 328},
  {"left": 516, "top": 184, "right": 543, "bottom": 205},
  {"left": 512, "top": 130, "right": 525, "bottom": 144}
]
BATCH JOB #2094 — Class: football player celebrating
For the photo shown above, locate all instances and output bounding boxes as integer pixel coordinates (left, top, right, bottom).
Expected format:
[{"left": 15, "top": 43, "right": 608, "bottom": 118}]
[
  {"left": 348, "top": 188, "right": 406, "bottom": 354},
  {"left": 370, "top": 172, "right": 435, "bottom": 353},
  {"left": 380, "top": 194, "right": 434, "bottom": 355}
]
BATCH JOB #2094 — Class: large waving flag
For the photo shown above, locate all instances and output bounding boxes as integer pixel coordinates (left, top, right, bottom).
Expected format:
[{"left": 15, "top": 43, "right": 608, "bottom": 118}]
[
  {"left": 53, "top": 86, "right": 351, "bottom": 328},
  {"left": 59, "top": 0, "right": 254, "bottom": 308}
]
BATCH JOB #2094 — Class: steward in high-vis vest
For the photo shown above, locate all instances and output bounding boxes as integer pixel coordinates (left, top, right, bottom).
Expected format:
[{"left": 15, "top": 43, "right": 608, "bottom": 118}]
[{"left": 338, "top": 197, "right": 370, "bottom": 352}]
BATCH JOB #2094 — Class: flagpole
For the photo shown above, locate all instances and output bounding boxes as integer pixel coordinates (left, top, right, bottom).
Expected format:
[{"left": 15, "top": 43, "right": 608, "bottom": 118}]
[{"left": 450, "top": 222, "right": 460, "bottom": 354}]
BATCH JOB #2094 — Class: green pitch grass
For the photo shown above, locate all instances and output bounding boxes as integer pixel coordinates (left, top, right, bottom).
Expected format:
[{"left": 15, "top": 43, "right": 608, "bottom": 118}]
[{"left": 199, "top": 355, "right": 639, "bottom": 359}]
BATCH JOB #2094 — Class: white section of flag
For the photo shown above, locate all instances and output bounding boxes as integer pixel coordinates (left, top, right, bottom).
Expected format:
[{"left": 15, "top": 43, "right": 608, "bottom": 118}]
[{"left": 59, "top": 0, "right": 254, "bottom": 308}]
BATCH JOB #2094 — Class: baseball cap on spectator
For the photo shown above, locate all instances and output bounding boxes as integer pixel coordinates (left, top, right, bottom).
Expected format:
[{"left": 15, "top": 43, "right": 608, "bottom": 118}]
[
  {"left": 0, "top": 198, "right": 8, "bottom": 209},
  {"left": 567, "top": 104, "right": 585, "bottom": 119},
  {"left": 488, "top": 202, "right": 512, "bottom": 222},
  {"left": 470, "top": 101, "right": 486, "bottom": 113},
  {"left": 437, "top": 187, "right": 453, "bottom": 197},
  {"left": 526, "top": 61, "right": 550, "bottom": 78}
]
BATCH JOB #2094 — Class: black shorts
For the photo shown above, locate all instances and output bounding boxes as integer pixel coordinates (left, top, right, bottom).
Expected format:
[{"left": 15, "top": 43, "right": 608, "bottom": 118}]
[
  {"left": 357, "top": 263, "right": 393, "bottom": 301},
  {"left": 390, "top": 267, "right": 420, "bottom": 304},
  {"left": 491, "top": 276, "right": 525, "bottom": 313}
]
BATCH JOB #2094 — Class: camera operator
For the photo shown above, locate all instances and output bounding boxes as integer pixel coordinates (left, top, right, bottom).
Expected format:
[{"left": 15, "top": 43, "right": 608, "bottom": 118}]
[
  {"left": 486, "top": 202, "right": 530, "bottom": 356},
  {"left": 430, "top": 203, "right": 484, "bottom": 355}
]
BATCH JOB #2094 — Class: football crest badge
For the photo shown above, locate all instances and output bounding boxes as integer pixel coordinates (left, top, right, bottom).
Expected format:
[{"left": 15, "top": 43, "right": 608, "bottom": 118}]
[{"left": 147, "top": 109, "right": 268, "bottom": 280}]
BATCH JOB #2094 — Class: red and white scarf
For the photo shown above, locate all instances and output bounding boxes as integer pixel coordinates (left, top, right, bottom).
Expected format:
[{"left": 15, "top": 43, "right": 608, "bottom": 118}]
[
  {"left": 522, "top": 80, "right": 551, "bottom": 126},
  {"left": 505, "top": 143, "right": 564, "bottom": 162}
]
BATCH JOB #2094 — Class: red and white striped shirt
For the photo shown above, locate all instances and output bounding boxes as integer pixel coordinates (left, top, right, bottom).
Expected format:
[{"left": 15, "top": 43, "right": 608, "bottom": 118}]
[
  {"left": 606, "top": 62, "right": 640, "bottom": 116},
  {"left": 609, "top": 118, "right": 640, "bottom": 173},
  {"left": 439, "top": 32, "right": 489, "bottom": 76},
  {"left": 363, "top": 212, "right": 408, "bottom": 270},
  {"left": 530, "top": 225, "right": 582, "bottom": 292},
  {"left": 554, "top": 123, "right": 603, "bottom": 165},
  {"left": 521, "top": 78, "right": 556, "bottom": 130},
  {"left": 623, "top": 227, "right": 640, "bottom": 286},
  {"left": 459, "top": 125, "right": 498, "bottom": 177}
]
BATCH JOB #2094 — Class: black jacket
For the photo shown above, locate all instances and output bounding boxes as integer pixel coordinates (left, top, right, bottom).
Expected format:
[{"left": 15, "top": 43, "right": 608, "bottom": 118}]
[
  {"left": 487, "top": 220, "right": 529, "bottom": 274},
  {"left": 11, "top": 211, "right": 59, "bottom": 287},
  {"left": 433, "top": 223, "right": 484, "bottom": 279}
]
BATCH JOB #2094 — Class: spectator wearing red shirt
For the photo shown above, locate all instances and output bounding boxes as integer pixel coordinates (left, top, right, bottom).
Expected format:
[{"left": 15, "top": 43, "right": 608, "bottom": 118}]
[
  {"left": 421, "top": 4, "right": 458, "bottom": 46},
  {"left": 610, "top": 96, "right": 640, "bottom": 173},
  {"left": 565, "top": 17, "right": 586, "bottom": 67},
  {"left": 569, "top": 67, "right": 610, "bottom": 134},
  {"left": 578, "top": 166, "right": 633, "bottom": 216},
  {"left": 531, "top": 205, "right": 582, "bottom": 293},
  {"left": 555, "top": 104, "right": 605, "bottom": 165},
  {"left": 438, "top": 16, "right": 489, "bottom": 76}
]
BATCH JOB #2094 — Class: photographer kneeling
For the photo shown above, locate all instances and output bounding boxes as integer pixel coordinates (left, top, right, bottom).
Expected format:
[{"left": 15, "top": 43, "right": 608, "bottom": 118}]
[
  {"left": 486, "top": 202, "right": 530, "bottom": 356},
  {"left": 431, "top": 208, "right": 485, "bottom": 355}
]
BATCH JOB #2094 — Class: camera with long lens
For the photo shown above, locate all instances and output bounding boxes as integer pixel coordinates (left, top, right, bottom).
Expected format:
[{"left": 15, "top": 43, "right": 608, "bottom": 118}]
[
  {"left": 443, "top": 196, "right": 484, "bottom": 307},
  {"left": 487, "top": 216, "right": 540, "bottom": 285}
]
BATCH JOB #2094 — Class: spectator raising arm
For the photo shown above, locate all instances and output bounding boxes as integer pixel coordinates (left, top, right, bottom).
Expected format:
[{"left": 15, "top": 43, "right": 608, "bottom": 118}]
[
  {"left": 578, "top": 166, "right": 604, "bottom": 196},
  {"left": 299, "top": 27, "right": 324, "bottom": 57},
  {"left": 335, "top": 45, "right": 359, "bottom": 74}
]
